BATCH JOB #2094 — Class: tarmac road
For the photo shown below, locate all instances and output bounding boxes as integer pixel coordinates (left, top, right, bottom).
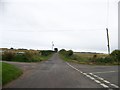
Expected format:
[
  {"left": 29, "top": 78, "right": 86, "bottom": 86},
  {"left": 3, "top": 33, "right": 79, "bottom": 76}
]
[{"left": 3, "top": 53, "right": 119, "bottom": 89}]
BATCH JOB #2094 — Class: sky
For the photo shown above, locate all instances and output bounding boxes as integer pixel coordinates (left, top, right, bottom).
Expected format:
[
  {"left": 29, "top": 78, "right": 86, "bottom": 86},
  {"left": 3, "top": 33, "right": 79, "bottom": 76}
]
[{"left": 0, "top": 0, "right": 119, "bottom": 53}]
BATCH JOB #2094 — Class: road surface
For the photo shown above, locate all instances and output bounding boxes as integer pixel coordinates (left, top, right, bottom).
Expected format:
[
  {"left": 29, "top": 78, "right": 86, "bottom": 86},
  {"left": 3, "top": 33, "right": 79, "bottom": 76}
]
[{"left": 3, "top": 53, "right": 119, "bottom": 89}]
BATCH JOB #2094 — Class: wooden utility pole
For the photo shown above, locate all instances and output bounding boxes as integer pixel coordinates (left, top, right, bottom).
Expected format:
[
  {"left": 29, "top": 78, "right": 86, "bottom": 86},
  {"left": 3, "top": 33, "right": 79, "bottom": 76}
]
[{"left": 106, "top": 28, "right": 110, "bottom": 54}]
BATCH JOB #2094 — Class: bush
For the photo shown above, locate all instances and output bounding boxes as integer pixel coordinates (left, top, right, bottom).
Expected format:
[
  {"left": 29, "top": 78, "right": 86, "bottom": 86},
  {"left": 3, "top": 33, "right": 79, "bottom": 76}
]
[
  {"left": 59, "top": 49, "right": 73, "bottom": 56},
  {"left": 59, "top": 49, "right": 66, "bottom": 54},
  {"left": 110, "top": 50, "right": 120, "bottom": 62},
  {"left": 20, "top": 50, "right": 41, "bottom": 62},
  {"left": 95, "top": 57, "right": 112, "bottom": 63},
  {"left": 66, "top": 50, "right": 73, "bottom": 56},
  {"left": 90, "top": 55, "right": 115, "bottom": 64},
  {"left": 41, "top": 50, "right": 54, "bottom": 56},
  {"left": 2, "top": 51, "right": 15, "bottom": 61},
  {"left": 24, "top": 51, "right": 34, "bottom": 61},
  {"left": 2, "top": 50, "right": 53, "bottom": 62}
]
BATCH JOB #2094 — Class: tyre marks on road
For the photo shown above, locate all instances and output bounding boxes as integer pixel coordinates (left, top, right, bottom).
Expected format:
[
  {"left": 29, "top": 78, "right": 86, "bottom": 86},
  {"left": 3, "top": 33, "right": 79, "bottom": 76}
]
[{"left": 66, "top": 62, "right": 119, "bottom": 89}]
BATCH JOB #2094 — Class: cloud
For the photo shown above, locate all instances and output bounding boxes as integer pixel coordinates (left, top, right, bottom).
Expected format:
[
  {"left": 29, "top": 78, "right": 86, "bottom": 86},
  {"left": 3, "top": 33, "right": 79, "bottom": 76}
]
[{"left": 0, "top": 0, "right": 118, "bottom": 53}]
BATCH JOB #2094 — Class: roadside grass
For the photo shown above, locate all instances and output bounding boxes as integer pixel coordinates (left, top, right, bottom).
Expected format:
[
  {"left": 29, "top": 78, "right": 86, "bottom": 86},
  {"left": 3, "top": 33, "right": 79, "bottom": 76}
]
[
  {"left": 2, "top": 62, "right": 22, "bottom": 85},
  {"left": 59, "top": 52, "right": 119, "bottom": 65},
  {"left": 11, "top": 53, "right": 53, "bottom": 62},
  {"left": 59, "top": 53, "right": 89, "bottom": 64},
  {"left": 39, "top": 54, "right": 53, "bottom": 61},
  {"left": 0, "top": 62, "right": 2, "bottom": 86}
]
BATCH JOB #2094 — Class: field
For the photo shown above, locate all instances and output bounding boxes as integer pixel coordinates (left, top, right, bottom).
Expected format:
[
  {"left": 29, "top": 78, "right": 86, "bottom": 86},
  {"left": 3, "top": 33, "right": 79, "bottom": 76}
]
[
  {"left": 73, "top": 52, "right": 109, "bottom": 64},
  {"left": 59, "top": 49, "right": 120, "bottom": 65},
  {"left": 74, "top": 52, "right": 108, "bottom": 60}
]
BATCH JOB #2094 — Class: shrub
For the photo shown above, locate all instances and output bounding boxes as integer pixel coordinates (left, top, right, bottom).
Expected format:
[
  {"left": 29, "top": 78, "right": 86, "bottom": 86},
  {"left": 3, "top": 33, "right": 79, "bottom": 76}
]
[
  {"left": 24, "top": 51, "right": 34, "bottom": 61},
  {"left": 2, "top": 51, "right": 15, "bottom": 61},
  {"left": 110, "top": 50, "right": 120, "bottom": 62},
  {"left": 41, "top": 50, "right": 54, "bottom": 56},
  {"left": 59, "top": 49, "right": 73, "bottom": 56},
  {"left": 66, "top": 50, "right": 73, "bottom": 56},
  {"left": 59, "top": 49, "right": 66, "bottom": 54},
  {"left": 12, "top": 54, "right": 27, "bottom": 62}
]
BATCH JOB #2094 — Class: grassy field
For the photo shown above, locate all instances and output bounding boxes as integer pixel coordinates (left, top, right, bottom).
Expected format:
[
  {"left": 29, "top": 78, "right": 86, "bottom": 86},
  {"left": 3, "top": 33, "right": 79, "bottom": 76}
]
[
  {"left": 72, "top": 52, "right": 109, "bottom": 65},
  {"left": 2, "top": 62, "right": 22, "bottom": 85},
  {"left": 74, "top": 52, "right": 108, "bottom": 61},
  {"left": 74, "top": 52, "right": 108, "bottom": 58},
  {"left": 59, "top": 50, "right": 119, "bottom": 65}
]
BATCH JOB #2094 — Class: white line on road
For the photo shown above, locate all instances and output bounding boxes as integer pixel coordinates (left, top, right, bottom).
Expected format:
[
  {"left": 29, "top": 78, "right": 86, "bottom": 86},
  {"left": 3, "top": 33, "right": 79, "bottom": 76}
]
[
  {"left": 89, "top": 73, "right": 119, "bottom": 88},
  {"left": 66, "top": 62, "right": 82, "bottom": 73},
  {"left": 91, "top": 71, "right": 118, "bottom": 74},
  {"left": 103, "top": 80, "right": 110, "bottom": 84},
  {"left": 97, "top": 77, "right": 104, "bottom": 80},
  {"left": 66, "top": 62, "right": 119, "bottom": 89},
  {"left": 66, "top": 62, "right": 109, "bottom": 88},
  {"left": 94, "top": 80, "right": 101, "bottom": 84},
  {"left": 110, "top": 84, "right": 119, "bottom": 88},
  {"left": 100, "top": 83, "right": 109, "bottom": 88}
]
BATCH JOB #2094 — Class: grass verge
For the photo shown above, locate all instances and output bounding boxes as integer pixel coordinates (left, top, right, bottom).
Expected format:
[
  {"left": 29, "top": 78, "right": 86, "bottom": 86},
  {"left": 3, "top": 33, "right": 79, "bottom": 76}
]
[
  {"left": 2, "top": 62, "right": 22, "bottom": 85},
  {"left": 59, "top": 53, "right": 120, "bottom": 65},
  {"left": 0, "top": 62, "right": 1, "bottom": 86}
]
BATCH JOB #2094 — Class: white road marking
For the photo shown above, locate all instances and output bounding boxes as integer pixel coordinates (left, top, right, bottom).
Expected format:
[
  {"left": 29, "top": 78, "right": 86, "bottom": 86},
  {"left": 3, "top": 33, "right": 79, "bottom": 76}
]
[
  {"left": 94, "top": 80, "right": 101, "bottom": 84},
  {"left": 81, "top": 72, "right": 83, "bottom": 74},
  {"left": 66, "top": 62, "right": 81, "bottom": 73},
  {"left": 86, "top": 75, "right": 95, "bottom": 80},
  {"left": 91, "top": 71, "right": 118, "bottom": 74},
  {"left": 100, "top": 83, "right": 109, "bottom": 88},
  {"left": 98, "top": 77, "right": 104, "bottom": 80},
  {"left": 90, "top": 73, "right": 119, "bottom": 88},
  {"left": 103, "top": 80, "right": 110, "bottom": 84},
  {"left": 89, "top": 73, "right": 93, "bottom": 75},
  {"left": 110, "top": 84, "right": 119, "bottom": 88},
  {"left": 66, "top": 62, "right": 109, "bottom": 88},
  {"left": 66, "top": 62, "right": 119, "bottom": 89},
  {"left": 93, "top": 75, "right": 99, "bottom": 78},
  {"left": 83, "top": 73, "right": 87, "bottom": 75}
]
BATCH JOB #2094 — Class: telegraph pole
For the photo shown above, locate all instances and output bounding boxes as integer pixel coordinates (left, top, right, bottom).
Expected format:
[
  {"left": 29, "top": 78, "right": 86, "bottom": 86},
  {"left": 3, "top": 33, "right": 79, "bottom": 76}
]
[
  {"left": 106, "top": 0, "right": 110, "bottom": 54},
  {"left": 106, "top": 28, "right": 110, "bottom": 54}
]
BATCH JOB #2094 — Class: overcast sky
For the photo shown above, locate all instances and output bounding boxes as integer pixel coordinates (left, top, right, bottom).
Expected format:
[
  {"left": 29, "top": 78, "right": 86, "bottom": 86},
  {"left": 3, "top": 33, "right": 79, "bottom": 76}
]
[{"left": 0, "top": 0, "right": 119, "bottom": 53}]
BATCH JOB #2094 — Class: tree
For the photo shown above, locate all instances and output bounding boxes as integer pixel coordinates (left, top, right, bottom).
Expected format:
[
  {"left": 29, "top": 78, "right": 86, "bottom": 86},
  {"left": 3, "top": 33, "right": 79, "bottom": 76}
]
[
  {"left": 54, "top": 48, "right": 58, "bottom": 52},
  {"left": 59, "top": 49, "right": 66, "bottom": 54},
  {"left": 67, "top": 50, "right": 73, "bottom": 56},
  {"left": 10, "top": 47, "right": 14, "bottom": 50}
]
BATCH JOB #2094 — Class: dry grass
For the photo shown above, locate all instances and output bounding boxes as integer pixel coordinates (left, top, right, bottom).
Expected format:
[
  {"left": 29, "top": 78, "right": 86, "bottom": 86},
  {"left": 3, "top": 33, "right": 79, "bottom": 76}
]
[{"left": 74, "top": 52, "right": 108, "bottom": 59}]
